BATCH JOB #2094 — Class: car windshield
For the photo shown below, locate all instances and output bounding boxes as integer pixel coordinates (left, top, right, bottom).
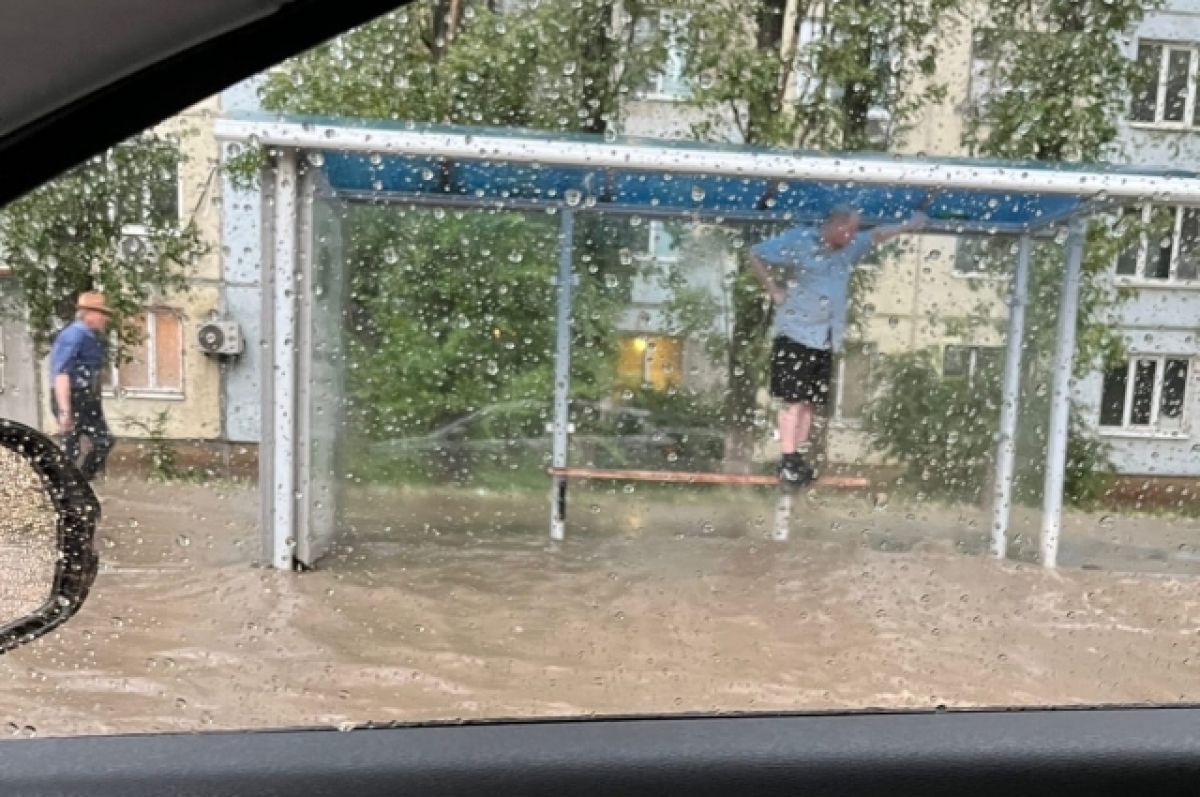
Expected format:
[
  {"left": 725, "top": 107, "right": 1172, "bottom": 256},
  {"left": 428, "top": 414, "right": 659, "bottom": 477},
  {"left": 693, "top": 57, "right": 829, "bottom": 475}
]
[{"left": 4, "top": 0, "right": 1200, "bottom": 737}]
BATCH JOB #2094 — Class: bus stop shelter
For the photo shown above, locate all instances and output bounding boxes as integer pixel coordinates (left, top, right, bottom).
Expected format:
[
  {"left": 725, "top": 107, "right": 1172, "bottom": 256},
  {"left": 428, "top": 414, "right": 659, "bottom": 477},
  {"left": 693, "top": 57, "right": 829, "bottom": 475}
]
[{"left": 214, "top": 113, "right": 1200, "bottom": 571}]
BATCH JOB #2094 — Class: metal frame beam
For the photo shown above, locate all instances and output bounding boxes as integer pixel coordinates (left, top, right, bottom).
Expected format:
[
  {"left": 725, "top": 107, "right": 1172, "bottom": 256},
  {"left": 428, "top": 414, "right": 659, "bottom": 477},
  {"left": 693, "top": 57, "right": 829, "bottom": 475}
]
[
  {"left": 333, "top": 190, "right": 1061, "bottom": 236},
  {"left": 267, "top": 149, "right": 299, "bottom": 570},
  {"left": 990, "top": 235, "right": 1033, "bottom": 558},
  {"left": 1040, "top": 218, "right": 1087, "bottom": 569},
  {"left": 215, "top": 117, "right": 1200, "bottom": 204},
  {"left": 549, "top": 209, "right": 575, "bottom": 541}
]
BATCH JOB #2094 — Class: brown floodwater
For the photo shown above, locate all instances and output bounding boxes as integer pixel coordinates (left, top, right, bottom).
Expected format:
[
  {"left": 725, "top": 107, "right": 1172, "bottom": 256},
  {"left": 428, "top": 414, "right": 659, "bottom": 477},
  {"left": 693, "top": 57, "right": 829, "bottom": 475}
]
[{"left": 2, "top": 477, "right": 1200, "bottom": 738}]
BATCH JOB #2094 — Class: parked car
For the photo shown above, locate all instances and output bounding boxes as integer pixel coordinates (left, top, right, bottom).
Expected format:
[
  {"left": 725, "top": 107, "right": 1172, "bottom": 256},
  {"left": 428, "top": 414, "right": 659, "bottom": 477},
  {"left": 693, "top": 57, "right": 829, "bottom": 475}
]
[{"left": 368, "top": 399, "right": 725, "bottom": 481}]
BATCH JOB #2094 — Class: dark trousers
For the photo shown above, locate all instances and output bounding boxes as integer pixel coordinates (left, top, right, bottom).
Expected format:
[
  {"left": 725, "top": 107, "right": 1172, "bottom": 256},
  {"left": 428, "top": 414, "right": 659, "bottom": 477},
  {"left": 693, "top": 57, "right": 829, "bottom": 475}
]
[{"left": 52, "top": 392, "right": 112, "bottom": 480}]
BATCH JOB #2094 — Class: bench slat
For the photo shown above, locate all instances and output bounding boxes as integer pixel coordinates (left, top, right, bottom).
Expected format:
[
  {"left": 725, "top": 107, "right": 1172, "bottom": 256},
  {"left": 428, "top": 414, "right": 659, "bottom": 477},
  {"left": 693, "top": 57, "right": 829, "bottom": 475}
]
[{"left": 549, "top": 467, "right": 869, "bottom": 489}]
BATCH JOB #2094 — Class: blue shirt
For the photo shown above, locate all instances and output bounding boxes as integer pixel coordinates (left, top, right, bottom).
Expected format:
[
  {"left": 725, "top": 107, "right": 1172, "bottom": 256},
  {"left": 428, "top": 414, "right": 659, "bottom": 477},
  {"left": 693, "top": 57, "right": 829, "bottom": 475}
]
[
  {"left": 49, "top": 320, "right": 106, "bottom": 394},
  {"left": 751, "top": 227, "right": 874, "bottom": 351}
]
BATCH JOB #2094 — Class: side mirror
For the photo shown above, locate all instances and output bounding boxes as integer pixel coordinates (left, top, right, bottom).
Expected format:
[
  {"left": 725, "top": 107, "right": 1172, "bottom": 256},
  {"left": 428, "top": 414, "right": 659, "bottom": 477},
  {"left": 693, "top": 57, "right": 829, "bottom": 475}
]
[{"left": 0, "top": 419, "right": 99, "bottom": 654}]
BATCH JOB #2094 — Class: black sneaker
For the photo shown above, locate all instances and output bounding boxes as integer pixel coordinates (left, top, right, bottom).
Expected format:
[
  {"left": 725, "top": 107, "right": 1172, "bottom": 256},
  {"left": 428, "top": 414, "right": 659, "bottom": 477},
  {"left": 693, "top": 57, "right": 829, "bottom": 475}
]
[{"left": 778, "top": 454, "right": 814, "bottom": 486}]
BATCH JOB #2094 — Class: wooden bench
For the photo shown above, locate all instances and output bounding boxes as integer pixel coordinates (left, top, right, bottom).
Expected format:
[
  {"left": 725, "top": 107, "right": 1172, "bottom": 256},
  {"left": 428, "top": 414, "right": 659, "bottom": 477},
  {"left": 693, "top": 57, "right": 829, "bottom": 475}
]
[
  {"left": 547, "top": 467, "right": 870, "bottom": 541},
  {"left": 549, "top": 467, "right": 869, "bottom": 489}
]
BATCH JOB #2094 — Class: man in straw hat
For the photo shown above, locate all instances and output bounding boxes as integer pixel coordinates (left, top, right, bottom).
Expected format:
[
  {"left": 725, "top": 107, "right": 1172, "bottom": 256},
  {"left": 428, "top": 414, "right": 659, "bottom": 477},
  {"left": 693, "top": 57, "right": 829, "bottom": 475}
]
[{"left": 49, "top": 291, "right": 113, "bottom": 480}]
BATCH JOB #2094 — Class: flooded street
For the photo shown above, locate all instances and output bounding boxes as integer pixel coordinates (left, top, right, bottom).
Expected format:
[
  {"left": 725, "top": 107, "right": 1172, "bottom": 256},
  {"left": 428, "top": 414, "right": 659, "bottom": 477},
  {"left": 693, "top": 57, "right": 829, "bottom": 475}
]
[{"left": 3, "top": 478, "right": 1200, "bottom": 737}]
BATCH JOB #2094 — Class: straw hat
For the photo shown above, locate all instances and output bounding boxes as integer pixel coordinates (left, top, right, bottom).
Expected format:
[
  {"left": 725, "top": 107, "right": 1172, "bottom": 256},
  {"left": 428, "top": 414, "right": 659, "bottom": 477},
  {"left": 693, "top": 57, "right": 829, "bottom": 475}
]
[{"left": 75, "top": 291, "right": 111, "bottom": 315}]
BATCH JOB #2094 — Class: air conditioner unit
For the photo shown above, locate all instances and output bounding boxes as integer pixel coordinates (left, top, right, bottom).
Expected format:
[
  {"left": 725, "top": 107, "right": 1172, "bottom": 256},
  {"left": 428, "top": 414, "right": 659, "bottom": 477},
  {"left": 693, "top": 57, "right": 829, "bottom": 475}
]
[
  {"left": 117, "top": 231, "right": 157, "bottom": 260},
  {"left": 197, "top": 320, "right": 243, "bottom": 356}
]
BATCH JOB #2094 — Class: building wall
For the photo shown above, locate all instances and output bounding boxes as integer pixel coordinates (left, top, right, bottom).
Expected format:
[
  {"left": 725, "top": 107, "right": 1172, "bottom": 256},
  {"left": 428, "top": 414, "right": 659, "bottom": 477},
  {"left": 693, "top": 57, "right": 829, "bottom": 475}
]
[
  {"left": 218, "top": 78, "right": 267, "bottom": 444},
  {"left": 0, "top": 313, "right": 41, "bottom": 428},
  {"left": 1085, "top": 1, "right": 1200, "bottom": 475},
  {"left": 32, "top": 97, "right": 226, "bottom": 443}
]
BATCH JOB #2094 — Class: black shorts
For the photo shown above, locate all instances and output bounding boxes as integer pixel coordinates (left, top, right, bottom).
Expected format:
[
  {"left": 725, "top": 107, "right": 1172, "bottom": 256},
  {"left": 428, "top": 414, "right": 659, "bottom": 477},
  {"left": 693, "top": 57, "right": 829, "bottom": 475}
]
[{"left": 769, "top": 336, "right": 832, "bottom": 406}]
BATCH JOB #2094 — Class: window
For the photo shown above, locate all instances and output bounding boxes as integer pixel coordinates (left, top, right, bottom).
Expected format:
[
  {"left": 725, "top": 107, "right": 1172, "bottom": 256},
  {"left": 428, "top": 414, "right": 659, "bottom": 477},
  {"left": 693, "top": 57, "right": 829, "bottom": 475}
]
[
  {"left": 616, "top": 335, "right": 683, "bottom": 392},
  {"left": 635, "top": 220, "right": 678, "bottom": 262},
  {"left": 1100, "top": 356, "right": 1191, "bottom": 432},
  {"left": 954, "top": 235, "right": 1015, "bottom": 276},
  {"left": 638, "top": 11, "right": 690, "bottom": 101},
  {"left": 109, "top": 139, "right": 182, "bottom": 234},
  {"left": 943, "top": 345, "right": 1002, "bottom": 385},
  {"left": 1114, "top": 205, "right": 1200, "bottom": 284},
  {"left": 1131, "top": 42, "right": 1200, "bottom": 126},
  {"left": 833, "top": 343, "right": 874, "bottom": 423},
  {"left": 790, "top": 10, "right": 892, "bottom": 146},
  {"left": 107, "top": 309, "right": 184, "bottom": 397},
  {"left": 966, "top": 28, "right": 1011, "bottom": 113}
]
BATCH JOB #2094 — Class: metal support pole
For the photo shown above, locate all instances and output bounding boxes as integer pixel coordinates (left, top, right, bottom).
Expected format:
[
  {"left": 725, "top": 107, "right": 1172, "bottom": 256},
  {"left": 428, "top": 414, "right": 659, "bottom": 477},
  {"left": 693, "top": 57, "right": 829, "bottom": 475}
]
[
  {"left": 270, "top": 150, "right": 299, "bottom": 570},
  {"left": 990, "top": 235, "right": 1032, "bottom": 559},
  {"left": 1040, "top": 218, "right": 1087, "bottom": 569},
  {"left": 772, "top": 487, "right": 794, "bottom": 542},
  {"left": 549, "top": 209, "right": 575, "bottom": 541}
]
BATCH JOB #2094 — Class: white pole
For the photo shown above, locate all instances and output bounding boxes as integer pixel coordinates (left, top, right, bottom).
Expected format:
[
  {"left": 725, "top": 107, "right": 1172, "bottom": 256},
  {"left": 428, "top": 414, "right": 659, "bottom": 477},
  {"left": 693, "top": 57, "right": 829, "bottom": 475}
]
[
  {"left": 271, "top": 150, "right": 299, "bottom": 570},
  {"left": 1040, "top": 218, "right": 1087, "bottom": 569},
  {"left": 990, "top": 235, "right": 1033, "bottom": 559},
  {"left": 549, "top": 210, "right": 575, "bottom": 541},
  {"left": 772, "top": 487, "right": 793, "bottom": 542}
]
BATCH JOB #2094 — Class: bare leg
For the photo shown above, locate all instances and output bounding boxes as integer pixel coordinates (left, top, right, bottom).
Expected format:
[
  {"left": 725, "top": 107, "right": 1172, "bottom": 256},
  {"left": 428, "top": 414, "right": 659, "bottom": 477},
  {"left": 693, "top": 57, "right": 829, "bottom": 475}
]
[
  {"left": 777, "top": 401, "right": 815, "bottom": 455},
  {"left": 794, "top": 401, "right": 814, "bottom": 451},
  {"left": 777, "top": 402, "right": 800, "bottom": 455}
]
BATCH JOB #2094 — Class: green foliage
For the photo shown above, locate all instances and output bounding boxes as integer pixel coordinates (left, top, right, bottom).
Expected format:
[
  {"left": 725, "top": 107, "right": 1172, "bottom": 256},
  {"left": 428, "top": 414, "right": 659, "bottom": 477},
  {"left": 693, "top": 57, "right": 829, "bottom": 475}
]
[
  {"left": 867, "top": 350, "right": 1000, "bottom": 501},
  {"left": 0, "top": 134, "right": 207, "bottom": 357},
  {"left": 343, "top": 206, "right": 630, "bottom": 437},
  {"left": 866, "top": 348, "right": 1114, "bottom": 506},
  {"left": 965, "top": 0, "right": 1163, "bottom": 162},
  {"left": 258, "top": 0, "right": 674, "bottom": 440},
  {"left": 123, "top": 410, "right": 179, "bottom": 480},
  {"left": 258, "top": 0, "right": 668, "bottom": 132},
  {"left": 679, "top": 0, "right": 962, "bottom": 148},
  {"left": 663, "top": 0, "right": 964, "bottom": 457}
]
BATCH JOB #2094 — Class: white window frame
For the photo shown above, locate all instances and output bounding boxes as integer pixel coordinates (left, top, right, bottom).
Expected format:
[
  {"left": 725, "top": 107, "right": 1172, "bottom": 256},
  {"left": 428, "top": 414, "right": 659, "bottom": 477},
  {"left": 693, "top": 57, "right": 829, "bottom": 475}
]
[
  {"left": 105, "top": 308, "right": 186, "bottom": 400},
  {"left": 942, "top": 344, "right": 1003, "bottom": 385},
  {"left": 1113, "top": 204, "right": 1200, "bottom": 288},
  {"left": 630, "top": 220, "right": 679, "bottom": 305},
  {"left": 111, "top": 137, "right": 184, "bottom": 238},
  {"left": 966, "top": 27, "right": 1012, "bottom": 114},
  {"left": 1098, "top": 354, "right": 1192, "bottom": 438},
  {"left": 789, "top": 9, "right": 892, "bottom": 145},
  {"left": 952, "top": 235, "right": 1015, "bottom": 280},
  {"left": 640, "top": 10, "right": 691, "bottom": 102},
  {"left": 1130, "top": 41, "right": 1200, "bottom": 128},
  {"left": 832, "top": 343, "right": 874, "bottom": 427},
  {"left": 645, "top": 220, "right": 678, "bottom": 263}
]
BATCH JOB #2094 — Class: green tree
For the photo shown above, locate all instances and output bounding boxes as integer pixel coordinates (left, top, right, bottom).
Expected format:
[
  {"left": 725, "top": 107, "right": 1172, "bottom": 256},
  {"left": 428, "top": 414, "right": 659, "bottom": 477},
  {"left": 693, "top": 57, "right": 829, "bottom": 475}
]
[
  {"left": 345, "top": 206, "right": 625, "bottom": 436},
  {"left": 967, "top": 0, "right": 1159, "bottom": 501},
  {"left": 867, "top": 0, "right": 1161, "bottom": 505},
  {"left": 259, "top": 1, "right": 668, "bottom": 132},
  {"left": 256, "top": 1, "right": 672, "bottom": 434},
  {"left": 672, "top": 0, "right": 963, "bottom": 463},
  {"left": 0, "top": 134, "right": 207, "bottom": 354}
]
